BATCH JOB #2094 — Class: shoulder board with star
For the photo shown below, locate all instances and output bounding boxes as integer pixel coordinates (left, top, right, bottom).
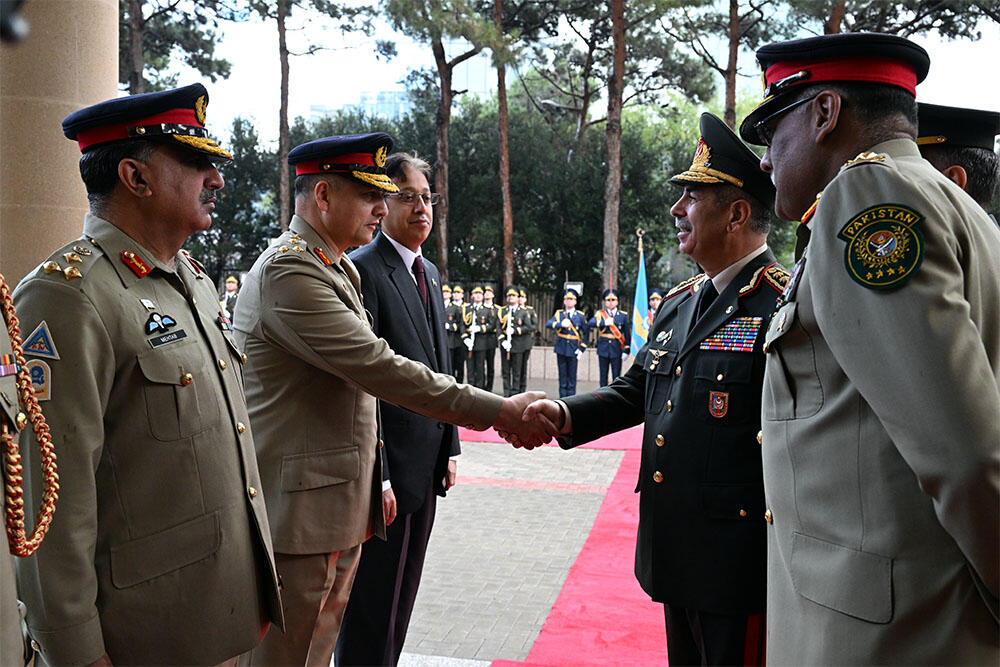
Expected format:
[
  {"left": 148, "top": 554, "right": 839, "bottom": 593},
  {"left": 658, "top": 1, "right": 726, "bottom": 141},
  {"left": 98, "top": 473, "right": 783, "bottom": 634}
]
[
  {"left": 34, "top": 238, "right": 104, "bottom": 286},
  {"left": 664, "top": 274, "right": 707, "bottom": 301},
  {"left": 841, "top": 151, "right": 889, "bottom": 171},
  {"left": 738, "top": 262, "right": 790, "bottom": 296}
]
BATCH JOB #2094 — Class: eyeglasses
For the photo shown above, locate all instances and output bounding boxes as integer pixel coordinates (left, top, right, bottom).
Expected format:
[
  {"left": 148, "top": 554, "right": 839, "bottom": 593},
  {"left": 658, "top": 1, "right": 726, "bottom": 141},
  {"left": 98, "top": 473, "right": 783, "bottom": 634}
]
[
  {"left": 754, "top": 93, "right": 819, "bottom": 146},
  {"left": 361, "top": 190, "right": 398, "bottom": 205},
  {"left": 392, "top": 192, "right": 442, "bottom": 206}
]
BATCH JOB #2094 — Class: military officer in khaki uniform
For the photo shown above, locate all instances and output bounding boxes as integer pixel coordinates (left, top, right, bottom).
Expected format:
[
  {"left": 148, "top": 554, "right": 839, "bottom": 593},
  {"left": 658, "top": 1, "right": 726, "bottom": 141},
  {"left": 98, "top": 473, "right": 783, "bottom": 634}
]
[
  {"left": 233, "top": 133, "right": 553, "bottom": 666},
  {"left": 916, "top": 102, "right": 1000, "bottom": 220},
  {"left": 739, "top": 33, "right": 999, "bottom": 664},
  {"left": 13, "top": 84, "right": 283, "bottom": 666}
]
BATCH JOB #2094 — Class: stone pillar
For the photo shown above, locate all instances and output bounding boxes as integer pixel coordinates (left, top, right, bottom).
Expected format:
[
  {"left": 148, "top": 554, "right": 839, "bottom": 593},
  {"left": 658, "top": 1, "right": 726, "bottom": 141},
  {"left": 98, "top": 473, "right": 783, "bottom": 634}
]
[{"left": 1, "top": 0, "right": 118, "bottom": 284}]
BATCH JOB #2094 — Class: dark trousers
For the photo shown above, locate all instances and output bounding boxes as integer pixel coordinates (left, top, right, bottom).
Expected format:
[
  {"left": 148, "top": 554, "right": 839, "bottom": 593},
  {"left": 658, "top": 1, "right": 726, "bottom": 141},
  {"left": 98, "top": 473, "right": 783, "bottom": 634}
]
[
  {"left": 556, "top": 353, "right": 578, "bottom": 398},
  {"left": 518, "top": 348, "right": 530, "bottom": 393},
  {"left": 500, "top": 349, "right": 525, "bottom": 397},
  {"left": 336, "top": 489, "right": 438, "bottom": 666},
  {"left": 484, "top": 347, "right": 496, "bottom": 391},
  {"left": 449, "top": 346, "right": 465, "bottom": 383},
  {"left": 598, "top": 353, "right": 622, "bottom": 387},
  {"left": 663, "top": 604, "right": 764, "bottom": 667},
  {"left": 467, "top": 349, "right": 487, "bottom": 389}
]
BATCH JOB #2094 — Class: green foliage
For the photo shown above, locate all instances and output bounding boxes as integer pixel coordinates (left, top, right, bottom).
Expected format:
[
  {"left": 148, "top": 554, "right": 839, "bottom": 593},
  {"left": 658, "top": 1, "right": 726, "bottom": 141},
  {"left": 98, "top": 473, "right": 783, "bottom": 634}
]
[
  {"left": 788, "top": 0, "right": 998, "bottom": 37},
  {"left": 118, "top": 0, "right": 235, "bottom": 92}
]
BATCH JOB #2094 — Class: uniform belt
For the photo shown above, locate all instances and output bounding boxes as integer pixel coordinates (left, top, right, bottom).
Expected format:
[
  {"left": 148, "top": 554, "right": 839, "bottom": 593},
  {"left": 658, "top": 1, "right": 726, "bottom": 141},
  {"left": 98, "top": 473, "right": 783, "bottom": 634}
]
[
  {"left": 557, "top": 333, "right": 579, "bottom": 340},
  {"left": 599, "top": 333, "right": 619, "bottom": 339}
]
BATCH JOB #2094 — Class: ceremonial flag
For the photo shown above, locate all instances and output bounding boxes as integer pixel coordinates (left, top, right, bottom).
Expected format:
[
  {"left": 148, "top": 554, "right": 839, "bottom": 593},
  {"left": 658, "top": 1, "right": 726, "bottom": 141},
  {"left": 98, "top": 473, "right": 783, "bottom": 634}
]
[{"left": 632, "top": 231, "right": 649, "bottom": 353}]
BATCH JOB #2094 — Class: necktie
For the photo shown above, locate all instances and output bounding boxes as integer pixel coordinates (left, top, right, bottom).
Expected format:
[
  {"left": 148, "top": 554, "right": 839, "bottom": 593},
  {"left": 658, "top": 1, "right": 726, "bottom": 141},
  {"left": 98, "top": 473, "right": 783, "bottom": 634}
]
[
  {"left": 697, "top": 281, "right": 717, "bottom": 320},
  {"left": 412, "top": 256, "right": 428, "bottom": 305}
]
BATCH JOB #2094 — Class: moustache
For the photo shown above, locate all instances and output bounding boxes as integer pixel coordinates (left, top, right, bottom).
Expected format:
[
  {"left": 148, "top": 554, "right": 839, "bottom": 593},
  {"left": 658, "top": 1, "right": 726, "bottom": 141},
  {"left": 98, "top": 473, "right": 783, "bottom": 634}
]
[
  {"left": 674, "top": 218, "right": 691, "bottom": 232},
  {"left": 200, "top": 189, "right": 217, "bottom": 204}
]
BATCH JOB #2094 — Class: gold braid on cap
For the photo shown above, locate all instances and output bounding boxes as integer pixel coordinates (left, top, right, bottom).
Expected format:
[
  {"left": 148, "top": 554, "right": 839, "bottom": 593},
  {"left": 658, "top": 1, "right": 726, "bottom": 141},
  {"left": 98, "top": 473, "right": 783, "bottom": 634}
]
[
  {"left": 171, "top": 134, "right": 232, "bottom": 159},
  {"left": 1, "top": 273, "right": 58, "bottom": 557},
  {"left": 352, "top": 170, "right": 400, "bottom": 192},
  {"left": 676, "top": 143, "right": 745, "bottom": 187}
]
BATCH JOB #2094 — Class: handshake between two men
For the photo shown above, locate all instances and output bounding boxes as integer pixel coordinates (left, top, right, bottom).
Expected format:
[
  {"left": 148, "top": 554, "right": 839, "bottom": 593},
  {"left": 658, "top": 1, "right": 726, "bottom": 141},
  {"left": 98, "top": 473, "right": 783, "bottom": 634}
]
[{"left": 489, "top": 393, "right": 566, "bottom": 450}]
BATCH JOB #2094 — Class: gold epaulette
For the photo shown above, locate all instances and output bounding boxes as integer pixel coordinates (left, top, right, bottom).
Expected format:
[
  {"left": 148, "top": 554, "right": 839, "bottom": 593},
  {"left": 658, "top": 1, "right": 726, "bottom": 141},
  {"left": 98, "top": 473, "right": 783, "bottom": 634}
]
[
  {"left": 664, "top": 274, "right": 706, "bottom": 301},
  {"left": 842, "top": 151, "right": 888, "bottom": 169},
  {"left": 739, "top": 262, "right": 790, "bottom": 296}
]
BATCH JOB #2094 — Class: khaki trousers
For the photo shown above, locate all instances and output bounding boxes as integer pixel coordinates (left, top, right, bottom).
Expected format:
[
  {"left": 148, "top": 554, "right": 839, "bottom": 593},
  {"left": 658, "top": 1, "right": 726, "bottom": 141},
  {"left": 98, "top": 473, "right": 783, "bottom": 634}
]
[{"left": 242, "top": 546, "right": 362, "bottom": 666}]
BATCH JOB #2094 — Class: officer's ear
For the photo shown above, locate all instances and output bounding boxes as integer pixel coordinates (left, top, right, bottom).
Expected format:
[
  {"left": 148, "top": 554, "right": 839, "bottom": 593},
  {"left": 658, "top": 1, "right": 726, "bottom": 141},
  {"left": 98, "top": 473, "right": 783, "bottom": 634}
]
[
  {"left": 941, "top": 164, "right": 969, "bottom": 192},
  {"left": 727, "top": 198, "right": 752, "bottom": 232},
  {"left": 813, "top": 89, "right": 842, "bottom": 144},
  {"left": 313, "top": 178, "right": 333, "bottom": 213},
  {"left": 118, "top": 156, "right": 153, "bottom": 198}
]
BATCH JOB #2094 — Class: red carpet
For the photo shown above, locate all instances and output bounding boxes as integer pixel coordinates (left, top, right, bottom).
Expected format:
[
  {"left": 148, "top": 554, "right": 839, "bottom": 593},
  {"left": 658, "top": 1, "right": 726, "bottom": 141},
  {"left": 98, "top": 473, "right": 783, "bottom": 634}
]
[{"left": 464, "top": 425, "right": 667, "bottom": 666}]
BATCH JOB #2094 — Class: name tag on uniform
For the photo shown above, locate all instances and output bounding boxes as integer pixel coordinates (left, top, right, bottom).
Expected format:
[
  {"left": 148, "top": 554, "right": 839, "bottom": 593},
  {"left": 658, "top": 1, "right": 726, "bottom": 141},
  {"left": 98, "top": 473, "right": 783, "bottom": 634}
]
[{"left": 148, "top": 330, "right": 188, "bottom": 348}]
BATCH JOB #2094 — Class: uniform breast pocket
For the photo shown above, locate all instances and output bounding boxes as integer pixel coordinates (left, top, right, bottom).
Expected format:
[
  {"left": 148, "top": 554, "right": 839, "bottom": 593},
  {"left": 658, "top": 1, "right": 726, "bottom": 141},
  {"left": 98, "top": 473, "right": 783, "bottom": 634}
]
[
  {"left": 763, "top": 302, "right": 823, "bottom": 421},
  {"left": 137, "top": 341, "right": 221, "bottom": 441},
  {"left": 693, "top": 354, "right": 755, "bottom": 425},
  {"left": 643, "top": 345, "right": 677, "bottom": 414}
]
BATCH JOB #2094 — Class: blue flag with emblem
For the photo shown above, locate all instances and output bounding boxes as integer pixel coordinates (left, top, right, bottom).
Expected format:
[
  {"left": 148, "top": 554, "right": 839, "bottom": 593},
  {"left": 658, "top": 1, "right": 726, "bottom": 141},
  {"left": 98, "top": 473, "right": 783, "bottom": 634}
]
[{"left": 632, "top": 231, "right": 649, "bottom": 353}]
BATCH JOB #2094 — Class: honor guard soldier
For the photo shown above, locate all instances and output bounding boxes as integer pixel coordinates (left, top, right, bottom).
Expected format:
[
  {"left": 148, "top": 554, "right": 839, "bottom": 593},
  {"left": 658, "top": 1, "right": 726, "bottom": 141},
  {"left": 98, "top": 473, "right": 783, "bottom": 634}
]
[
  {"left": 588, "top": 288, "right": 630, "bottom": 386},
  {"left": 916, "top": 102, "right": 1000, "bottom": 222},
  {"left": 461, "top": 285, "right": 496, "bottom": 390},
  {"left": 445, "top": 285, "right": 466, "bottom": 381},
  {"left": 546, "top": 288, "right": 588, "bottom": 397},
  {"left": 525, "top": 111, "right": 785, "bottom": 665},
  {"left": 220, "top": 274, "right": 239, "bottom": 318},
  {"left": 498, "top": 285, "right": 533, "bottom": 397},
  {"left": 739, "top": 33, "right": 999, "bottom": 665},
  {"left": 517, "top": 288, "right": 536, "bottom": 393},
  {"left": 482, "top": 285, "right": 500, "bottom": 392},
  {"left": 13, "top": 84, "right": 283, "bottom": 666},
  {"left": 647, "top": 288, "right": 663, "bottom": 325}
]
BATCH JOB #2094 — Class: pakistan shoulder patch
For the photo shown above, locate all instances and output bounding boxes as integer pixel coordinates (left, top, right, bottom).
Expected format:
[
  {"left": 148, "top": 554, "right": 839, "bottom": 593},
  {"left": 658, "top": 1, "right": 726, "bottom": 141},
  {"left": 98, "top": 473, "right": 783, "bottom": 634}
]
[{"left": 837, "top": 203, "right": 924, "bottom": 290}]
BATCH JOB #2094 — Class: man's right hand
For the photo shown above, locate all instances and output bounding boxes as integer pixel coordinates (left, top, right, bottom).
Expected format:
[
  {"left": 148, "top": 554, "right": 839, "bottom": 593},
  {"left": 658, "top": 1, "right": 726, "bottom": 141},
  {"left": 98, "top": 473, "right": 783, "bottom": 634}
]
[
  {"left": 493, "top": 391, "right": 558, "bottom": 449},
  {"left": 522, "top": 399, "right": 568, "bottom": 434},
  {"left": 561, "top": 318, "right": 571, "bottom": 328},
  {"left": 463, "top": 338, "right": 474, "bottom": 350}
]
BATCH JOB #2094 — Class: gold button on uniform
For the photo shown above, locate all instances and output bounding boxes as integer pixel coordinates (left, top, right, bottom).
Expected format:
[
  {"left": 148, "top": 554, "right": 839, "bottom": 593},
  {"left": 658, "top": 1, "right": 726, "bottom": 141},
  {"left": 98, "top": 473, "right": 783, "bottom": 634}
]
[
  {"left": 237, "top": 422, "right": 246, "bottom": 434},
  {"left": 31, "top": 639, "right": 40, "bottom": 652},
  {"left": 716, "top": 373, "right": 724, "bottom": 381},
  {"left": 655, "top": 434, "right": 664, "bottom": 447},
  {"left": 248, "top": 486, "right": 258, "bottom": 498},
  {"left": 15, "top": 412, "right": 27, "bottom": 429},
  {"left": 666, "top": 400, "right": 673, "bottom": 412},
  {"left": 739, "top": 509, "right": 747, "bottom": 517},
  {"left": 180, "top": 373, "right": 194, "bottom": 386},
  {"left": 674, "top": 366, "right": 682, "bottom": 376},
  {"left": 764, "top": 509, "right": 773, "bottom": 524},
  {"left": 653, "top": 471, "right": 664, "bottom": 483},
  {"left": 757, "top": 430, "right": 763, "bottom": 445},
  {"left": 241, "top": 353, "right": 248, "bottom": 364},
  {"left": 218, "top": 359, "right": 227, "bottom": 370}
]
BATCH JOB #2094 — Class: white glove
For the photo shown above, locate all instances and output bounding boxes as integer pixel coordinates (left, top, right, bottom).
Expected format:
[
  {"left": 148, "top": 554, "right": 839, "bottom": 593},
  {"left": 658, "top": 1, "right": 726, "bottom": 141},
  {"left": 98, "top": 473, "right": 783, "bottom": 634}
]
[
  {"left": 574, "top": 348, "right": 583, "bottom": 360},
  {"left": 463, "top": 338, "right": 474, "bottom": 350},
  {"left": 501, "top": 339, "right": 512, "bottom": 351},
  {"left": 604, "top": 318, "right": 613, "bottom": 326},
  {"left": 621, "top": 352, "right": 629, "bottom": 362},
  {"left": 469, "top": 324, "right": 481, "bottom": 333},
  {"left": 561, "top": 318, "right": 571, "bottom": 328}
]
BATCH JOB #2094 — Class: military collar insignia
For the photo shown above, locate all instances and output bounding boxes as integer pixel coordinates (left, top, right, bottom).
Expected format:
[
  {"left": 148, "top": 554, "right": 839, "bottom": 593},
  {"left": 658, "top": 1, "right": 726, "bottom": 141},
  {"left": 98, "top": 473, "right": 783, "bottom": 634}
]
[
  {"left": 838, "top": 203, "right": 924, "bottom": 290},
  {"left": 800, "top": 193, "right": 821, "bottom": 226},
  {"left": 121, "top": 250, "right": 152, "bottom": 278},
  {"left": 23, "top": 321, "right": 60, "bottom": 359},
  {"left": 180, "top": 250, "right": 206, "bottom": 276},
  {"left": 145, "top": 312, "right": 177, "bottom": 335},
  {"left": 314, "top": 247, "right": 333, "bottom": 266},
  {"left": 738, "top": 262, "right": 790, "bottom": 297}
]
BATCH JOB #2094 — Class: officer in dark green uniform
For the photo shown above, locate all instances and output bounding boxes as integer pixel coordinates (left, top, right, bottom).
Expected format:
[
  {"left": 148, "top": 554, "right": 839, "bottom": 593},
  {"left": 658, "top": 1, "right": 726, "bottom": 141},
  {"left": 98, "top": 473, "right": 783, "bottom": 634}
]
[
  {"left": 461, "top": 285, "right": 497, "bottom": 390},
  {"left": 482, "top": 285, "right": 500, "bottom": 392},
  {"left": 498, "top": 286, "right": 533, "bottom": 397},
  {"left": 445, "top": 285, "right": 466, "bottom": 382},
  {"left": 517, "top": 287, "right": 536, "bottom": 393}
]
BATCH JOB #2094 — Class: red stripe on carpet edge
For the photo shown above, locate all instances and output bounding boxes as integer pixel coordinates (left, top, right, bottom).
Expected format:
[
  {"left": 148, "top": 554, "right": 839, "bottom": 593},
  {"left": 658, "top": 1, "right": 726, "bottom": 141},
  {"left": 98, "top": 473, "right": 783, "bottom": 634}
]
[
  {"left": 460, "top": 476, "right": 608, "bottom": 494},
  {"left": 458, "top": 424, "right": 644, "bottom": 451},
  {"left": 492, "top": 447, "right": 665, "bottom": 667}
]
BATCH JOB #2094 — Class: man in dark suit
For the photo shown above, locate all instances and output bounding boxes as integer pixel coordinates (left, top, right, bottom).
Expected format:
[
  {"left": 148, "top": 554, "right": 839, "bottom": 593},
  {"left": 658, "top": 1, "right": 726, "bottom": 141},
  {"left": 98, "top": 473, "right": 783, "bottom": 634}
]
[
  {"left": 337, "top": 152, "right": 460, "bottom": 666},
  {"left": 524, "top": 113, "right": 786, "bottom": 665}
]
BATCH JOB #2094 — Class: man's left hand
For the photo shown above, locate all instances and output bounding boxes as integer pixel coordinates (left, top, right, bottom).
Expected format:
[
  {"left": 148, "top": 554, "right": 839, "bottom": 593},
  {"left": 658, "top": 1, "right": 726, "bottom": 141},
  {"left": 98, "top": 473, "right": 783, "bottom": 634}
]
[
  {"left": 382, "top": 488, "right": 397, "bottom": 526},
  {"left": 444, "top": 460, "right": 457, "bottom": 490}
]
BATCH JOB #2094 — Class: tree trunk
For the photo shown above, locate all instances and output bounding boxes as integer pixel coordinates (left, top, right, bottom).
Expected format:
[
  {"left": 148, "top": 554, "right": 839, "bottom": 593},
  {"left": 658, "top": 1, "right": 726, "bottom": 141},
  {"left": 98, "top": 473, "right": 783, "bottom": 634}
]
[
  {"left": 496, "top": 0, "right": 514, "bottom": 288},
  {"left": 277, "top": 0, "right": 291, "bottom": 229},
  {"left": 128, "top": 0, "right": 145, "bottom": 94},
  {"left": 432, "top": 37, "right": 452, "bottom": 281},
  {"left": 826, "top": 1, "right": 846, "bottom": 33},
  {"left": 724, "top": 0, "right": 739, "bottom": 129},
  {"left": 601, "top": 0, "right": 625, "bottom": 293}
]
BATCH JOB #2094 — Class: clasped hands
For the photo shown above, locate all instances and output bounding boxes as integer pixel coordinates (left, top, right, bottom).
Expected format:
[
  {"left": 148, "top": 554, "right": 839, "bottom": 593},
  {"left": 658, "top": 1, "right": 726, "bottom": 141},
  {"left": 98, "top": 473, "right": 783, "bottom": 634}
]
[{"left": 487, "top": 392, "right": 567, "bottom": 450}]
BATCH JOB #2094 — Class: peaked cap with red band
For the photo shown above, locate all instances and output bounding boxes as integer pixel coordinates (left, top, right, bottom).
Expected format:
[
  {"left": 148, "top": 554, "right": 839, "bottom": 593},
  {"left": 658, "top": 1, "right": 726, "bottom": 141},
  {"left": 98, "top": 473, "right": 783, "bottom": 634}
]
[
  {"left": 288, "top": 133, "right": 399, "bottom": 193},
  {"left": 739, "top": 32, "right": 930, "bottom": 145},
  {"left": 62, "top": 83, "right": 231, "bottom": 160}
]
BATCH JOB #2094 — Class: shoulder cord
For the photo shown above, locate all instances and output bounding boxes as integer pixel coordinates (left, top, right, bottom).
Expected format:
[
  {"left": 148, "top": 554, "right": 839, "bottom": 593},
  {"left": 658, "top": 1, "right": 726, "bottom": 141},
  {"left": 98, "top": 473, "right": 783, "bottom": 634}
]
[{"left": 1, "top": 273, "right": 58, "bottom": 556}]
